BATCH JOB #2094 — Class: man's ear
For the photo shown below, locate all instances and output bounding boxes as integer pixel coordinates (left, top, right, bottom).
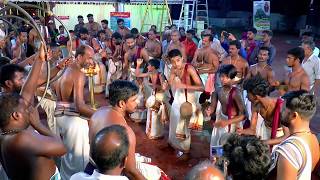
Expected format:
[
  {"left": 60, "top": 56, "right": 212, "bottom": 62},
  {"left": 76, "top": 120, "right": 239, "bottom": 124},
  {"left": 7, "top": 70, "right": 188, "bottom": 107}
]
[
  {"left": 118, "top": 100, "right": 126, "bottom": 109},
  {"left": 11, "top": 111, "right": 20, "bottom": 121},
  {"left": 4, "top": 80, "right": 13, "bottom": 89}
]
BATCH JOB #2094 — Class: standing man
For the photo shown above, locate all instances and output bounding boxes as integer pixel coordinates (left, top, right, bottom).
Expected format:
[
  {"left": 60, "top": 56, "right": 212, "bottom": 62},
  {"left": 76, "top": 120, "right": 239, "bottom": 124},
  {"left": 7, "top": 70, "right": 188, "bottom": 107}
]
[
  {"left": 117, "top": 19, "right": 130, "bottom": 38},
  {"left": 167, "top": 49, "right": 204, "bottom": 157},
  {"left": 246, "top": 47, "right": 278, "bottom": 87},
  {"left": 284, "top": 47, "right": 310, "bottom": 92},
  {"left": 183, "top": 29, "right": 197, "bottom": 63},
  {"left": 192, "top": 34, "right": 219, "bottom": 95},
  {"left": 101, "top": 19, "right": 113, "bottom": 38},
  {"left": 249, "top": 30, "right": 276, "bottom": 65},
  {"left": 85, "top": 14, "right": 101, "bottom": 37},
  {"left": 54, "top": 45, "right": 96, "bottom": 180},
  {"left": 301, "top": 40, "right": 320, "bottom": 96},
  {"left": 163, "top": 30, "right": 187, "bottom": 61},
  {"left": 145, "top": 29, "right": 162, "bottom": 59},
  {"left": 29, "top": 16, "right": 50, "bottom": 51},
  {"left": 221, "top": 40, "right": 249, "bottom": 85},
  {"left": 269, "top": 90, "right": 319, "bottom": 179},
  {"left": 242, "top": 27, "right": 258, "bottom": 62},
  {"left": 74, "top": 15, "right": 85, "bottom": 38}
]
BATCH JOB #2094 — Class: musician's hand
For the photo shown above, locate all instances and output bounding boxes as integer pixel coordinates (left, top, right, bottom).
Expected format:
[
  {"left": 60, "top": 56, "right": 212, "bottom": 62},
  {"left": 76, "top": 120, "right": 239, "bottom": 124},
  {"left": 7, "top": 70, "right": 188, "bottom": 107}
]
[
  {"left": 38, "top": 42, "right": 46, "bottom": 62},
  {"left": 213, "top": 120, "right": 228, "bottom": 128},
  {"left": 136, "top": 58, "right": 143, "bottom": 66},
  {"left": 57, "top": 57, "right": 72, "bottom": 69}
]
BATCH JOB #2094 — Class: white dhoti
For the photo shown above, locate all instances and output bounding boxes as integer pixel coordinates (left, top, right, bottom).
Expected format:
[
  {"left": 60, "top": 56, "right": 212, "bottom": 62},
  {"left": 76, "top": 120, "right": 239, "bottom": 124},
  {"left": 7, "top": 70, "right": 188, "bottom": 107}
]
[
  {"left": 135, "top": 153, "right": 163, "bottom": 180},
  {"left": 168, "top": 88, "right": 197, "bottom": 152},
  {"left": 210, "top": 102, "right": 238, "bottom": 147},
  {"left": 105, "top": 60, "right": 122, "bottom": 97},
  {"left": 56, "top": 115, "right": 90, "bottom": 180},
  {"left": 93, "top": 62, "right": 106, "bottom": 94},
  {"left": 37, "top": 96, "right": 58, "bottom": 135},
  {"left": 130, "top": 87, "right": 147, "bottom": 123}
]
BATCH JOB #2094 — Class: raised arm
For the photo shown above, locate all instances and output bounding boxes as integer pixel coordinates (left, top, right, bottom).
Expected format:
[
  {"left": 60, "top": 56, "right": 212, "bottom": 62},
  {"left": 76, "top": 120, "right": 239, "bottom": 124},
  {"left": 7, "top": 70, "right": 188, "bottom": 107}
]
[
  {"left": 20, "top": 43, "right": 45, "bottom": 104},
  {"left": 135, "top": 58, "right": 149, "bottom": 78}
]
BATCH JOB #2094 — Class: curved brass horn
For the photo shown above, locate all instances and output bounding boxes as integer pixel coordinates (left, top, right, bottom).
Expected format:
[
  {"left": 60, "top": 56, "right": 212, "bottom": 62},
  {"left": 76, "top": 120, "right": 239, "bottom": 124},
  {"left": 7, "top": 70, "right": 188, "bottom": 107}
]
[
  {"left": 17, "top": 3, "right": 74, "bottom": 85},
  {"left": 2, "top": 1, "right": 50, "bottom": 109}
]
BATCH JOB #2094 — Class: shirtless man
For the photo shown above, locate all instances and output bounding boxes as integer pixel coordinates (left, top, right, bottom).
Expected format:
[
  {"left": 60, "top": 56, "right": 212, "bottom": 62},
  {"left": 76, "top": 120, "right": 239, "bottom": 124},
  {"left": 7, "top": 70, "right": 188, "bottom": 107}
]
[
  {"left": 221, "top": 40, "right": 249, "bottom": 84},
  {"left": 117, "top": 19, "right": 130, "bottom": 38},
  {"left": 209, "top": 64, "right": 246, "bottom": 146},
  {"left": 193, "top": 34, "right": 219, "bottom": 76},
  {"left": 246, "top": 47, "right": 279, "bottom": 87},
  {"left": 29, "top": 16, "right": 50, "bottom": 51},
  {"left": 101, "top": 19, "right": 113, "bottom": 38},
  {"left": 89, "top": 80, "right": 145, "bottom": 180},
  {"left": 163, "top": 30, "right": 187, "bottom": 61},
  {"left": 284, "top": 47, "right": 310, "bottom": 92},
  {"left": 0, "top": 45, "right": 67, "bottom": 180},
  {"left": 123, "top": 34, "right": 149, "bottom": 80},
  {"left": 145, "top": 29, "right": 162, "bottom": 59},
  {"left": 240, "top": 75, "right": 289, "bottom": 145},
  {"left": 54, "top": 45, "right": 96, "bottom": 180}
]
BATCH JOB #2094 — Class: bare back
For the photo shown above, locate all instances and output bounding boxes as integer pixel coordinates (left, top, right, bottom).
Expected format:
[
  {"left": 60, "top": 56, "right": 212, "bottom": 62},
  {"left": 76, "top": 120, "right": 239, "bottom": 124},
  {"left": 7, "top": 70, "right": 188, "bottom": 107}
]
[
  {"left": 0, "top": 131, "right": 56, "bottom": 180},
  {"left": 55, "top": 63, "right": 83, "bottom": 102}
]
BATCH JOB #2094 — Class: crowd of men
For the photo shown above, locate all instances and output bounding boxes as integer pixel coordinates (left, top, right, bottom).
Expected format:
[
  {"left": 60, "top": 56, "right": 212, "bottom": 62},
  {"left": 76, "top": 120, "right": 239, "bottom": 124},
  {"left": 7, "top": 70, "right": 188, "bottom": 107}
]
[{"left": 0, "top": 12, "right": 319, "bottom": 180}]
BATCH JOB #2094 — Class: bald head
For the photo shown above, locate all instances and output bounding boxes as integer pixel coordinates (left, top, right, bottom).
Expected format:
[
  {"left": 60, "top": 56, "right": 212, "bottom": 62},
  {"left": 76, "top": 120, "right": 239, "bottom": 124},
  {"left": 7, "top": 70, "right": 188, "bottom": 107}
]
[
  {"left": 186, "top": 161, "right": 225, "bottom": 180},
  {"left": 91, "top": 125, "right": 129, "bottom": 173}
]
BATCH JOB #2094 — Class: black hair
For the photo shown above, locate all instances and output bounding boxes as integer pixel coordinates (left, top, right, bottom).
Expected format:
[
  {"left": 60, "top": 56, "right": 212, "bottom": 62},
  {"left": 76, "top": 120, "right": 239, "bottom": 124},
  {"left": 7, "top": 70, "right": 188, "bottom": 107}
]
[
  {"left": 69, "top": 30, "right": 75, "bottom": 33},
  {"left": 87, "top": 14, "right": 93, "bottom": 18},
  {"left": 203, "top": 33, "right": 213, "bottom": 42},
  {"left": 0, "top": 57, "right": 11, "bottom": 68},
  {"left": 247, "top": 27, "right": 257, "bottom": 34},
  {"left": 148, "top": 59, "right": 160, "bottom": 70},
  {"left": 130, "top": 28, "right": 139, "bottom": 35},
  {"left": 243, "top": 74, "right": 270, "bottom": 97},
  {"left": 229, "top": 40, "right": 241, "bottom": 49},
  {"left": 108, "top": 80, "right": 139, "bottom": 107},
  {"left": 218, "top": 64, "right": 237, "bottom": 79},
  {"left": 101, "top": 19, "right": 108, "bottom": 24},
  {"left": 282, "top": 90, "right": 316, "bottom": 120},
  {"left": 287, "top": 47, "right": 305, "bottom": 64},
  {"left": 79, "top": 28, "right": 89, "bottom": 35},
  {"left": 222, "top": 134, "right": 271, "bottom": 180},
  {"left": 258, "top": 46, "right": 270, "bottom": 55},
  {"left": 151, "top": 25, "right": 157, "bottom": 29},
  {"left": 97, "top": 30, "right": 106, "bottom": 37},
  {"left": 167, "top": 49, "right": 182, "bottom": 59},
  {"left": 262, "top": 30, "right": 273, "bottom": 37},
  {"left": 186, "top": 29, "right": 194, "bottom": 34},
  {"left": 0, "top": 64, "right": 26, "bottom": 88},
  {"left": 117, "top": 18, "right": 124, "bottom": 24},
  {"left": 58, "top": 25, "right": 63, "bottom": 29},
  {"left": 149, "top": 29, "right": 157, "bottom": 35},
  {"left": 0, "top": 93, "right": 21, "bottom": 127},
  {"left": 170, "top": 24, "right": 177, "bottom": 29},
  {"left": 124, "top": 33, "right": 135, "bottom": 41},
  {"left": 91, "top": 125, "right": 129, "bottom": 172},
  {"left": 77, "top": 15, "right": 83, "bottom": 19},
  {"left": 112, "top": 32, "right": 122, "bottom": 40},
  {"left": 17, "top": 28, "right": 27, "bottom": 35},
  {"left": 179, "top": 27, "right": 185, "bottom": 31},
  {"left": 75, "top": 45, "right": 87, "bottom": 58}
]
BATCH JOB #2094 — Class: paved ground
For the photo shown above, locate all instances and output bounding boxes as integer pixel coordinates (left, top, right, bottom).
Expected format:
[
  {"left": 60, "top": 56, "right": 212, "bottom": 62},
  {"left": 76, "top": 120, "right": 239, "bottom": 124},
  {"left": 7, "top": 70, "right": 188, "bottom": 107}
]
[{"left": 39, "top": 32, "right": 319, "bottom": 180}]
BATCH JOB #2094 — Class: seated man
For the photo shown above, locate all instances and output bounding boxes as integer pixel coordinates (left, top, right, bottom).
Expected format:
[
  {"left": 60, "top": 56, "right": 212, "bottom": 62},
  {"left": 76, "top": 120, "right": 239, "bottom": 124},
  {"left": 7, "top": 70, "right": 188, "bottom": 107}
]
[
  {"left": 0, "top": 44, "right": 67, "bottom": 180},
  {"left": 71, "top": 125, "right": 129, "bottom": 179}
]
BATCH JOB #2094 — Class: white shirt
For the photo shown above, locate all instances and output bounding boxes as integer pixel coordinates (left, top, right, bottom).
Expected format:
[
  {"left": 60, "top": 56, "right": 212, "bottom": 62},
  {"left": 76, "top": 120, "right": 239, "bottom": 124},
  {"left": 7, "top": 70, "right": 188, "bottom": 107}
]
[
  {"left": 313, "top": 47, "right": 319, "bottom": 57},
  {"left": 270, "top": 136, "right": 312, "bottom": 180},
  {"left": 70, "top": 170, "right": 129, "bottom": 180},
  {"left": 302, "top": 54, "right": 320, "bottom": 90}
]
